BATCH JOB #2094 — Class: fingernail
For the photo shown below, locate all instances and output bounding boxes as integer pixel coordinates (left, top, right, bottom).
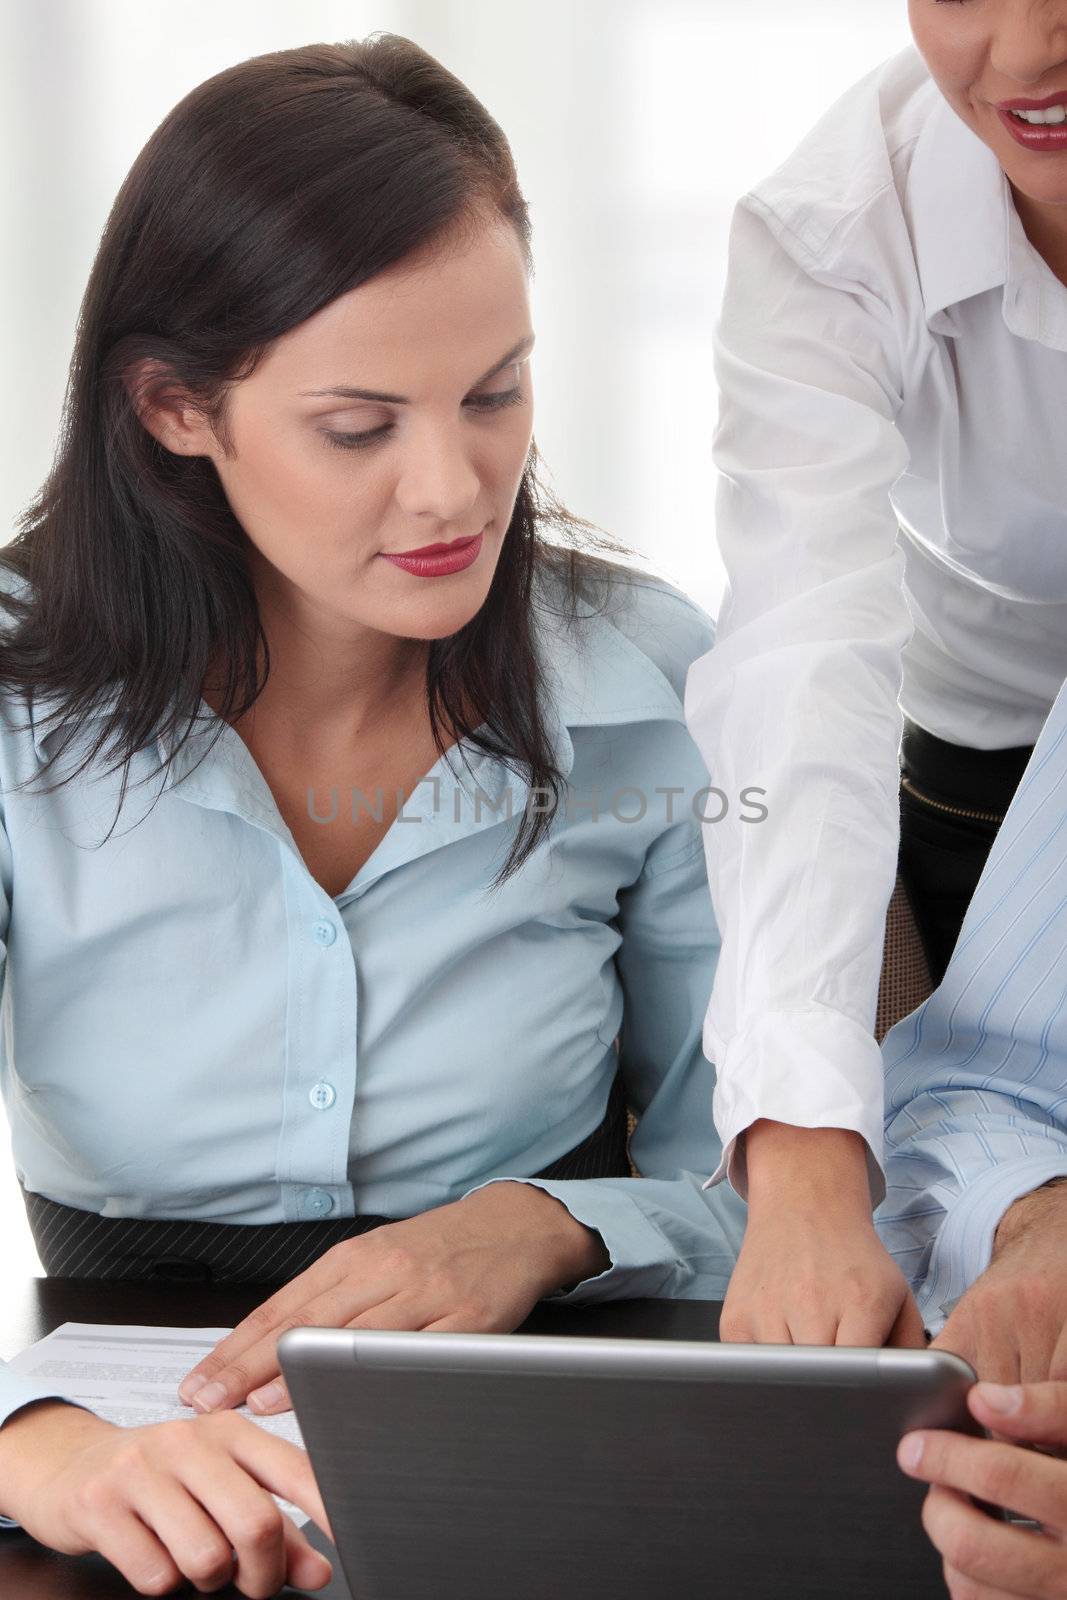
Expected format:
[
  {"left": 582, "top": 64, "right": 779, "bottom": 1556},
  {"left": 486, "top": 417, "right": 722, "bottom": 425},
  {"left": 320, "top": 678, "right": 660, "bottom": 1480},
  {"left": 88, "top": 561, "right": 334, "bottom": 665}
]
[
  {"left": 178, "top": 1374, "right": 207, "bottom": 1404},
  {"left": 193, "top": 1380, "right": 228, "bottom": 1412},
  {"left": 975, "top": 1382, "right": 1023, "bottom": 1415},
  {"left": 898, "top": 1433, "right": 925, "bottom": 1470},
  {"left": 248, "top": 1381, "right": 285, "bottom": 1412}
]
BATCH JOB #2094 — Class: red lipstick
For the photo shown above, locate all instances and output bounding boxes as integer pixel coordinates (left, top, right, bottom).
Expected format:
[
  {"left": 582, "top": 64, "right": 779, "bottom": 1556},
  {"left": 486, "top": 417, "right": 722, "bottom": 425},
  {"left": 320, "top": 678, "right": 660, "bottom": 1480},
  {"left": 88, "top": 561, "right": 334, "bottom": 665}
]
[
  {"left": 996, "top": 93, "right": 1067, "bottom": 111},
  {"left": 994, "top": 91, "right": 1067, "bottom": 151},
  {"left": 380, "top": 531, "right": 483, "bottom": 579}
]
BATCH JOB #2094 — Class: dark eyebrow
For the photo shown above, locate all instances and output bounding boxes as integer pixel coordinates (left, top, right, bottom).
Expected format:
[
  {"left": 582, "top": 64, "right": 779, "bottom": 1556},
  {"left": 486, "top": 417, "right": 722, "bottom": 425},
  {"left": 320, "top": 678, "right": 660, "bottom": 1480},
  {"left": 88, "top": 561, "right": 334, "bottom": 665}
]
[{"left": 298, "top": 334, "right": 536, "bottom": 404}]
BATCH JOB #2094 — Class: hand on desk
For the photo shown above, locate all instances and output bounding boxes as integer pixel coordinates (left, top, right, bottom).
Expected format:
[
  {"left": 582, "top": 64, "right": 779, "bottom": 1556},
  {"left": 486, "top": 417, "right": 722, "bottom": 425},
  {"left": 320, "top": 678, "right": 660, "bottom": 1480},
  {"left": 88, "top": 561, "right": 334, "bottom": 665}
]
[
  {"left": 898, "top": 1381, "right": 1067, "bottom": 1600},
  {"left": 177, "top": 1180, "right": 609, "bottom": 1415},
  {"left": 931, "top": 1180, "right": 1067, "bottom": 1383},
  {"left": 718, "top": 1120, "right": 926, "bottom": 1347},
  {"left": 0, "top": 1399, "right": 333, "bottom": 1596}
]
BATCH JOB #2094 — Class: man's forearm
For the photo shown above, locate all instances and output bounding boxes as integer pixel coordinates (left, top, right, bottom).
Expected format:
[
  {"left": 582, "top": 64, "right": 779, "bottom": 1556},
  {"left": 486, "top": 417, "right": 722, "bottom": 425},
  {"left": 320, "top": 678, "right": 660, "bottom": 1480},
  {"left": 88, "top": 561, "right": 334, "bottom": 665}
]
[{"left": 993, "top": 1176, "right": 1067, "bottom": 1256}]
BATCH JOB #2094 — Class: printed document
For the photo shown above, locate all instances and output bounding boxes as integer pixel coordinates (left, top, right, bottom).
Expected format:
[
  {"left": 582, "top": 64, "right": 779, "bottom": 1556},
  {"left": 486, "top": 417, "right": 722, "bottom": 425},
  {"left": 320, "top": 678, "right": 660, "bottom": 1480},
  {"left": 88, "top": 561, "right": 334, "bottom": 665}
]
[{"left": 9, "top": 1322, "right": 309, "bottom": 1526}]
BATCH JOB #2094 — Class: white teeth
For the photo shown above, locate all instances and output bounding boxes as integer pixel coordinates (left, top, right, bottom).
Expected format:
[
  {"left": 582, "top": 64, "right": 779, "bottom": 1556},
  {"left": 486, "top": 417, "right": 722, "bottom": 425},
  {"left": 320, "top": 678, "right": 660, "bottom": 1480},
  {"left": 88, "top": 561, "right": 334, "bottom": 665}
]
[{"left": 1011, "top": 105, "right": 1067, "bottom": 124}]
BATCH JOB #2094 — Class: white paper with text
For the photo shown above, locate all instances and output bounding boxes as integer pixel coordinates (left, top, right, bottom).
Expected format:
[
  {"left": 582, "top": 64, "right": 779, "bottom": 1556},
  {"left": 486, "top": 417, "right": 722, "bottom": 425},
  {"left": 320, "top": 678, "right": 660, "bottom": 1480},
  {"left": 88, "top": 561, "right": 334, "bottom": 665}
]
[{"left": 10, "top": 1322, "right": 310, "bottom": 1527}]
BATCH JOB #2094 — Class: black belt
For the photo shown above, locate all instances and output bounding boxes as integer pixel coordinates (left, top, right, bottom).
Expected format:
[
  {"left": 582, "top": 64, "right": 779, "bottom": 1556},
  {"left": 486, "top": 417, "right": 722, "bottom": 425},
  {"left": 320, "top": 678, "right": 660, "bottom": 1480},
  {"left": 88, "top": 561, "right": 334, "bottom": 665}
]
[
  {"left": 19, "top": 1074, "right": 631, "bottom": 1284},
  {"left": 900, "top": 719, "right": 1034, "bottom": 822}
]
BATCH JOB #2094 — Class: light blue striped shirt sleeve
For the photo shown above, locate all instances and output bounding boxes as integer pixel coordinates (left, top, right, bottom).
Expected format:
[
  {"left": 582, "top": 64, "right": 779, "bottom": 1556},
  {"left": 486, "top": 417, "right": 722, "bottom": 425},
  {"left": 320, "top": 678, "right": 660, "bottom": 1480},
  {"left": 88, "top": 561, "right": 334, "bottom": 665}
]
[{"left": 876, "top": 680, "right": 1067, "bottom": 1333}]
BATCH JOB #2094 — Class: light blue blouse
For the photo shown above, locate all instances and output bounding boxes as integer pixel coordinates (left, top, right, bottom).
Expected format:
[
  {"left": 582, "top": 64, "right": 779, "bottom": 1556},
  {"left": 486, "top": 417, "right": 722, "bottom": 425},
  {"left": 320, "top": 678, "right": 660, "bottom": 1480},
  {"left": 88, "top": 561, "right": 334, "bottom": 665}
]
[{"left": 0, "top": 564, "right": 748, "bottom": 1436}]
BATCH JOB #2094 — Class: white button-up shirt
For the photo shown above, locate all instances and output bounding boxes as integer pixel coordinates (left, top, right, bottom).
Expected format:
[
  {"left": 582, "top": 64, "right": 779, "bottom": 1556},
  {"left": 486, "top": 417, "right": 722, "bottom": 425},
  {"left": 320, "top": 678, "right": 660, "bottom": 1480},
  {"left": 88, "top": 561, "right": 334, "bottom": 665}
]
[{"left": 685, "top": 43, "right": 1067, "bottom": 1200}]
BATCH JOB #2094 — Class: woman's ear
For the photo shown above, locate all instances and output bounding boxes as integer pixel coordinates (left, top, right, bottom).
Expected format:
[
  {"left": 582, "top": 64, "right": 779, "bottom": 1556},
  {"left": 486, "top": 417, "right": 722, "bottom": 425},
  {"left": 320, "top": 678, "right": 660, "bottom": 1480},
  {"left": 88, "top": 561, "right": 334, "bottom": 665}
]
[{"left": 122, "top": 356, "right": 221, "bottom": 459}]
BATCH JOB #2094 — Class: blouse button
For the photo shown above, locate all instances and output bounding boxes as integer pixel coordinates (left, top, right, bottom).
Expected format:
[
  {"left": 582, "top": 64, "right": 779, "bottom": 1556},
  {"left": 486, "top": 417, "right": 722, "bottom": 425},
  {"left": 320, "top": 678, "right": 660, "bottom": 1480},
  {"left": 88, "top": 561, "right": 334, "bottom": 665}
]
[
  {"left": 308, "top": 1080, "right": 337, "bottom": 1111},
  {"left": 311, "top": 920, "right": 337, "bottom": 946},
  {"left": 301, "top": 1188, "right": 334, "bottom": 1217}
]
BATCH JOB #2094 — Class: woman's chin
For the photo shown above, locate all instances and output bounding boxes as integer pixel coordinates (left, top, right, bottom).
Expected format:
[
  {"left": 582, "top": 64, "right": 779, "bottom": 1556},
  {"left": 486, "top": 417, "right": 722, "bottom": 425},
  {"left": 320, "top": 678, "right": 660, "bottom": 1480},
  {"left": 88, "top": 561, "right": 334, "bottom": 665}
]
[
  {"left": 403, "top": 603, "right": 490, "bottom": 642},
  {"left": 368, "top": 586, "right": 494, "bottom": 643}
]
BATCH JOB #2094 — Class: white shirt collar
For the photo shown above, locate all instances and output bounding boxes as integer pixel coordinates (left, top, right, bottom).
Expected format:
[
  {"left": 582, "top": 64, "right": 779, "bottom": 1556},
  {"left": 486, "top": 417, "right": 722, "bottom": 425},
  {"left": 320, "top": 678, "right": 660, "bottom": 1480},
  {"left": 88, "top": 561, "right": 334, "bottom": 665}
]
[
  {"left": 907, "top": 92, "right": 1010, "bottom": 327},
  {"left": 908, "top": 89, "right": 1067, "bottom": 349}
]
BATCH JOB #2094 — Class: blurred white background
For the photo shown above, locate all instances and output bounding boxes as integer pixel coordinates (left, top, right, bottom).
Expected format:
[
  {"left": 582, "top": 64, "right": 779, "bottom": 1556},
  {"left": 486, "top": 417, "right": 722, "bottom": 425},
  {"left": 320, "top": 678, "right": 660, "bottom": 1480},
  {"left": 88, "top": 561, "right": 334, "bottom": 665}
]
[{"left": 0, "top": 0, "right": 909, "bottom": 1274}]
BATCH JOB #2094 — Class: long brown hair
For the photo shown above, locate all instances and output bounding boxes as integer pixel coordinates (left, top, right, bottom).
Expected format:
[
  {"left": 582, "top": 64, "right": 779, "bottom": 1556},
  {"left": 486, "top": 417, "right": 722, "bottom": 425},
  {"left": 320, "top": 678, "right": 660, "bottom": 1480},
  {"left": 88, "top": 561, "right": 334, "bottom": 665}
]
[{"left": 0, "top": 33, "right": 629, "bottom": 883}]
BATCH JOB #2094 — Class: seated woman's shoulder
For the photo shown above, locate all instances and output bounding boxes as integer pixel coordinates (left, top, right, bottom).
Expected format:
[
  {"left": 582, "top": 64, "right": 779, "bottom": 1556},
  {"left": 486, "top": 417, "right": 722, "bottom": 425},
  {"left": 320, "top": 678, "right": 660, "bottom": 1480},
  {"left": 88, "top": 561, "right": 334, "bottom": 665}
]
[
  {"left": 0, "top": 556, "right": 37, "bottom": 646},
  {"left": 0, "top": 555, "right": 34, "bottom": 607},
  {"left": 536, "top": 550, "right": 715, "bottom": 705}
]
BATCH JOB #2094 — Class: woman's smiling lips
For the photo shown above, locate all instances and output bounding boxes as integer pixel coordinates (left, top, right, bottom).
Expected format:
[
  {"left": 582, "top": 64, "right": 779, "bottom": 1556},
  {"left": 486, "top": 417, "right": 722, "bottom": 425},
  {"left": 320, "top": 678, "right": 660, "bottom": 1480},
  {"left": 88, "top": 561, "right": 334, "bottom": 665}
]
[
  {"left": 380, "top": 530, "right": 484, "bottom": 578},
  {"left": 994, "top": 90, "right": 1067, "bottom": 152}
]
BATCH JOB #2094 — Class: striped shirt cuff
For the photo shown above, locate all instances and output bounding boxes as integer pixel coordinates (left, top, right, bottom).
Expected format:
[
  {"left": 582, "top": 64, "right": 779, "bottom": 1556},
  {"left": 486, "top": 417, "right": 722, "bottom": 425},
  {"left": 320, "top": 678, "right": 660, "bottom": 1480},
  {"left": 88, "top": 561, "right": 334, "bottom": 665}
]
[{"left": 918, "top": 1154, "right": 1067, "bottom": 1333}]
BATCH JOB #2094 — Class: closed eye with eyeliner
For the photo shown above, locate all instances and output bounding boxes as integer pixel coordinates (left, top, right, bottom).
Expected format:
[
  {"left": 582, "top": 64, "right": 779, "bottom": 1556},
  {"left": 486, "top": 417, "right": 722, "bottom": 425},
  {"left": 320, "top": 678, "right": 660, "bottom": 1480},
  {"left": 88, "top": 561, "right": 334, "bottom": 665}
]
[{"left": 319, "top": 363, "right": 529, "bottom": 453}]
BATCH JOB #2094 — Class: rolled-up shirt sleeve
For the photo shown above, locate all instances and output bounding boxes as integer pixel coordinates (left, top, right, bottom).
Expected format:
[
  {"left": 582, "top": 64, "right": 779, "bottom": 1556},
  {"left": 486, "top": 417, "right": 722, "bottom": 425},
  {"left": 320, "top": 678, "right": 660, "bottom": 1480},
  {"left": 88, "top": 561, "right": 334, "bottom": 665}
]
[{"left": 685, "top": 193, "right": 914, "bottom": 1205}]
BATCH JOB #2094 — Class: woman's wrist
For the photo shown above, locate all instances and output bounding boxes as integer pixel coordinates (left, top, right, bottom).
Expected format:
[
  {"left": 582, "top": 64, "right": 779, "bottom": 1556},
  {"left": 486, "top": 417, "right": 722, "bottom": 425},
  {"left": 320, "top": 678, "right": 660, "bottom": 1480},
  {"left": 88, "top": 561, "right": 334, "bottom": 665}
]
[
  {"left": 0, "top": 1400, "right": 109, "bottom": 1520},
  {"left": 743, "top": 1119, "right": 873, "bottom": 1218},
  {"left": 463, "top": 1180, "right": 610, "bottom": 1292},
  {"left": 538, "top": 1191, "right": 612, "bottom": 1290}
]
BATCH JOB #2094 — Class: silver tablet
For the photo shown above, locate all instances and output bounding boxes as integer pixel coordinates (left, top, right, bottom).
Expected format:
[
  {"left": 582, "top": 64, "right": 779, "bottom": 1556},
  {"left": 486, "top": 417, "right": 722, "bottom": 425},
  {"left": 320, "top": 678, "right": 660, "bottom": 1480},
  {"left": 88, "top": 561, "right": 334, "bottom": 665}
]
[{"left": 279, "top": 1327, "right": 979, "bottom": 1600}]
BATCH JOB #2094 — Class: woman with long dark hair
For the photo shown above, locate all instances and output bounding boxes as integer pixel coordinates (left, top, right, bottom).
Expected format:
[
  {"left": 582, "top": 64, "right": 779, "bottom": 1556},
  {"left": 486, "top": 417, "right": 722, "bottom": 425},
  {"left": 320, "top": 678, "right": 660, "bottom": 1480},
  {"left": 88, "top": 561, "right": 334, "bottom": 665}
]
[{"left": 0, "top": 33, "right": 744, "bottom": 1595}]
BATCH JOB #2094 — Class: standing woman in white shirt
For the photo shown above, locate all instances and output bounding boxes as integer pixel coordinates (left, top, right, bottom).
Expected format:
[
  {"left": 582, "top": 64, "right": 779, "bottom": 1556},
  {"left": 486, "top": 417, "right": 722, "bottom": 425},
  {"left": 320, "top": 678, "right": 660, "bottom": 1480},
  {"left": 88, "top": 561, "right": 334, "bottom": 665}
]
[{"left": 687, "top": 0, "right": 1067, "bottom": 1345}]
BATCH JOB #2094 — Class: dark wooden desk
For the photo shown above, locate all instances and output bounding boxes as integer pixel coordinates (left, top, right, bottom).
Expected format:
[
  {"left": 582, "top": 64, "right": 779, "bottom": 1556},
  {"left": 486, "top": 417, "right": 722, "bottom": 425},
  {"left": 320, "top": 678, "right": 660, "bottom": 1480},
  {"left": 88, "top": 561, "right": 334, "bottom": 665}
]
[{"left": 0, "top": 1279, "right": 723, "bottom": 1598}]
